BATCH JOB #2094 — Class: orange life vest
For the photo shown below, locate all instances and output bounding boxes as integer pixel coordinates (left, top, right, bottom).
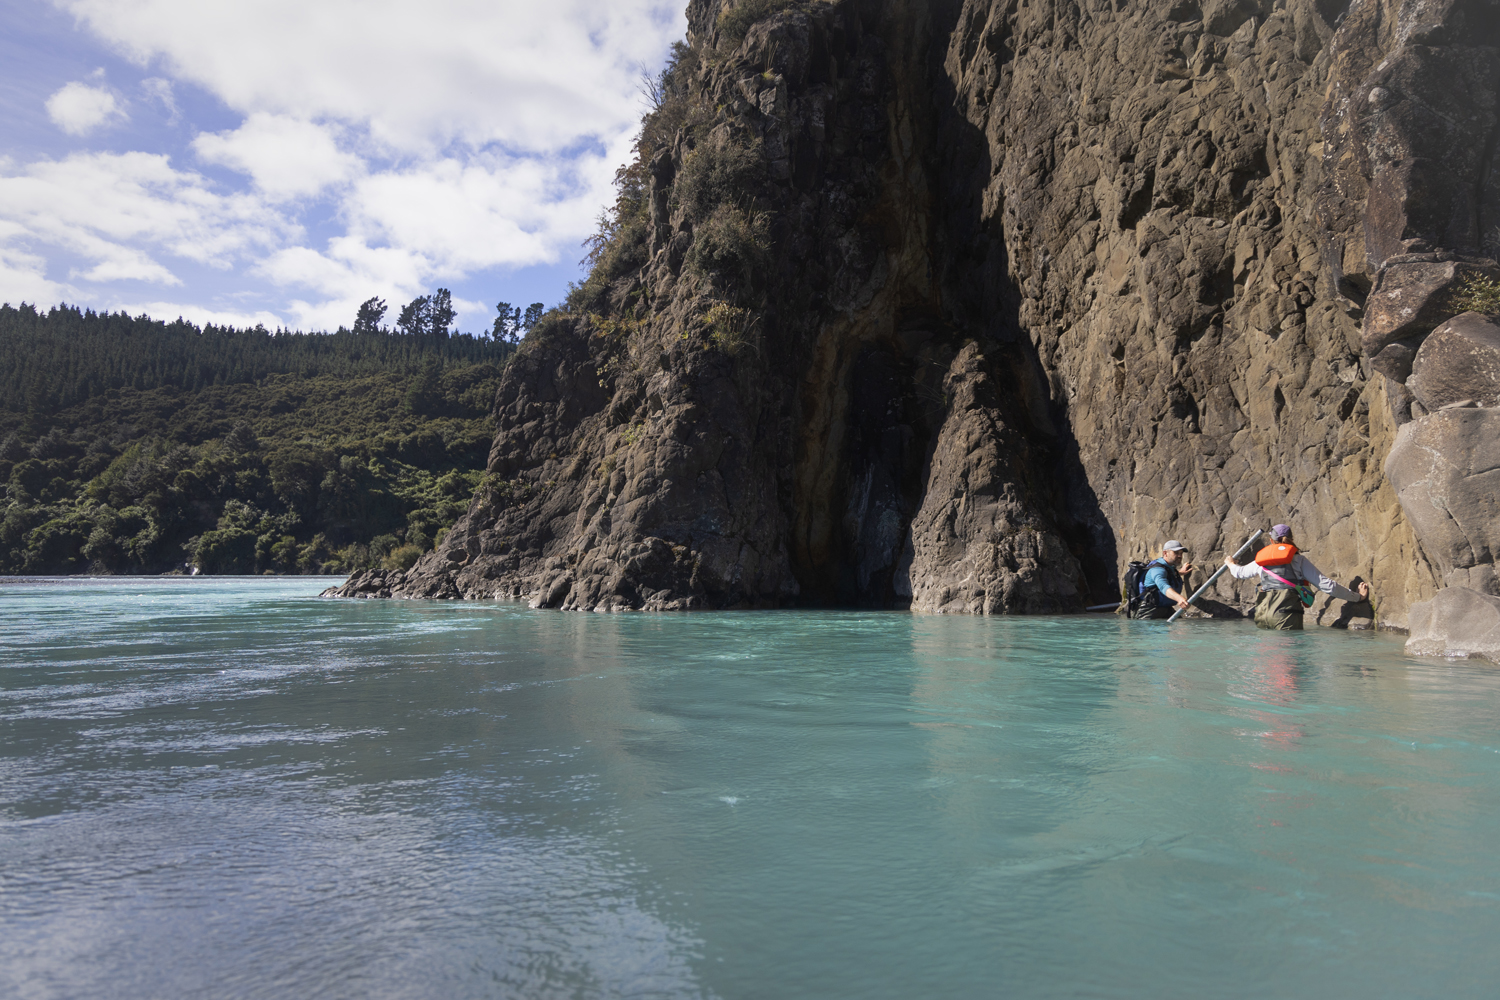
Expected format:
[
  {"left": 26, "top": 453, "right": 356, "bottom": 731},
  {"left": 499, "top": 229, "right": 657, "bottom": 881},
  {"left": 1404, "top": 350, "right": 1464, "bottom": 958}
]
[{"left": 1254, "top": 542, "right": 1298, "bottom": 568}]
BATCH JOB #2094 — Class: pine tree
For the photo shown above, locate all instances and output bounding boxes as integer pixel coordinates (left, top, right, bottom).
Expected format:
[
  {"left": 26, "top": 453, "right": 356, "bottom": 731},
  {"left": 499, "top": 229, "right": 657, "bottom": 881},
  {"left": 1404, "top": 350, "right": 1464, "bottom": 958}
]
[
  {"left": 397, "top": 296, "right": 430, "bottom": 337},
  {"left": 492, "top": 302, "right": 522, "bottom": 343},
  {"left": 428, "top": 289, "right": 455, "bottom": 339},
  {"left": 354, "top": 297, "right": 387, "bottom": 334}
]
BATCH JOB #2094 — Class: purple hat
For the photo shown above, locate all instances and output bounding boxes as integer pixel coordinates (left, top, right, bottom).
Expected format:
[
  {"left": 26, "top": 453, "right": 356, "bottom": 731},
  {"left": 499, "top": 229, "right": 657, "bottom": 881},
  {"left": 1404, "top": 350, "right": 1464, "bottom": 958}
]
[{"left": 1271, "top": 524, "right": 1292, "bottom": 539}]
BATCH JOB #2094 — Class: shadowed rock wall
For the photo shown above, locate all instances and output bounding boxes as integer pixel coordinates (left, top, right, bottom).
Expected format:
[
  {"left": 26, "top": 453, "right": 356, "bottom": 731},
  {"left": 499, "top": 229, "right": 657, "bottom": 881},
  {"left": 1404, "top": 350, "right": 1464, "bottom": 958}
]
[{"left": 334, "top": 0, "right": 1500, "bottom": 642}]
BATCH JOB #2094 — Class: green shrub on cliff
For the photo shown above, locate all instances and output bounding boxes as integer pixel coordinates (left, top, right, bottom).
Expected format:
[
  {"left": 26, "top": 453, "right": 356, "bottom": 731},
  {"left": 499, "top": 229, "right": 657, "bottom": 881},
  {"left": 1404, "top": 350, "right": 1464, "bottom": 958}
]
[
  {"left": 383, "top": 542, "right": 424, "bottom": 571},
  {"left": 702, "top": 302, "right": 759, "bottom": 355},
  {"left": 674, "top": 129, "right": 764, "bottom": 219},
  {"left": 717, "top": 0, "right": 801, "bottom": 45},
  {"left": 575, "top": 209, "right": 652, "bottom": 313},
  {"left": 568, "top": 42, "right": 706, "bottom": 314},
  {"left": 1451, "top": 273, "right": 1500, "bottom": 317},
  {"left": 686, "top": 204, "right": 771, "bottom": 283}
]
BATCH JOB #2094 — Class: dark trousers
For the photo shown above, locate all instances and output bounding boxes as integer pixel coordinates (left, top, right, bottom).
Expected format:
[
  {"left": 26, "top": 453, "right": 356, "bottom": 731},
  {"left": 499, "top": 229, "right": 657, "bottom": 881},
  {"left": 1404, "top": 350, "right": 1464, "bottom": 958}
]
[
  {"left": 1130, "top": 602, "right": 1174, "bottom": 620},
  {"left": 1254, "top": 588, "right": 1304, "bottom": 630}
]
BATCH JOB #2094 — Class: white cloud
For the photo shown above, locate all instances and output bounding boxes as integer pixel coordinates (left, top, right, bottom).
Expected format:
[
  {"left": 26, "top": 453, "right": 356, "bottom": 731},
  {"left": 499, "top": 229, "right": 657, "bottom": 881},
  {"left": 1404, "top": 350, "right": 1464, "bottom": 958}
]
[
  {"left": 253, "top": 239, "right": 442, "bottom": 331},
  {"left": 22, "top": 0, "right": 686, "bottom": 325},
  {"left": 254, "top": 241, "right": 480, "bottom": 332},
  {"left": 140, "top": 77, "right": 179, "bottom": 122},
  {"left": 245, "top": 132, "right": 631, "bottom": 326},
  {"left": 345, "top": 147, "right": 621, "bottom": 271},
  {"left": 0, "top": 231, "right": 75, "bottom": 307},
  {"left": 45, "top": 81, "right": 126, "bottom": 135},
  {"left": 194, "top": 114, "right": 361, "bottom": 201},
  {"left": 450, "top": 294, "right": 491, "bottom": 331},
  {"left": 55, "top": 0, "right": 681, "bottom": 153},
  {"left": 0, "top": 152, "right": 294, "bottom": 289}
]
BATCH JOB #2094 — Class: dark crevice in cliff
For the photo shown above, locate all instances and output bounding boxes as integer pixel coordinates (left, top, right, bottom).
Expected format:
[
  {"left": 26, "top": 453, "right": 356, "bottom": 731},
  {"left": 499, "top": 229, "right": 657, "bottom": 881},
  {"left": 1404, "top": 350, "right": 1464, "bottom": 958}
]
[
  {"left": 924, "top": 5, "right": 1116, "bottom": 606},
  {"left": 819, "top": 342, "right": 941, "bottom": 607}
]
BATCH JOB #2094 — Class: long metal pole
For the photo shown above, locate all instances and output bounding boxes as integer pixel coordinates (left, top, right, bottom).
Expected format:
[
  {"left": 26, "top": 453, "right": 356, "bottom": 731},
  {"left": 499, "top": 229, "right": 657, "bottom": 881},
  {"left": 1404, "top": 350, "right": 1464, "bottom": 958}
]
[{"left": 1167, "top": 528, "right": 1264, "bottom": 622}]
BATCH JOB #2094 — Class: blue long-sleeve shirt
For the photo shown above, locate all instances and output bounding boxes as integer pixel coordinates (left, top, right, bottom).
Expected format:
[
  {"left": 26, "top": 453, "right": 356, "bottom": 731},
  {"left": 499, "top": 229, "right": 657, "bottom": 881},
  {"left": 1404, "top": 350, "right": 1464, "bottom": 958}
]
[{"left": 1143, "top": 561, "right": 1185, "bottom": 607}]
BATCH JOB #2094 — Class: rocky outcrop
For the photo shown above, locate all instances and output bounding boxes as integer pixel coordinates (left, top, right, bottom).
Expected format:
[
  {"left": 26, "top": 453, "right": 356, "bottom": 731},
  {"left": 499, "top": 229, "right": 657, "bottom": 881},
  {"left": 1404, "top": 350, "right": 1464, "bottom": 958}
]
[
  {"left": 897, "top": 343, "right": 1086, "bottom": 613},
  {"left": 1408, "top": 312, "right": 1500, "bottom": 410},
  {"left": 1407, "top": 586, "right": 1500, "bottom": 663},
  {"left": 338, "top": 0, "right": 1101, "bottom": 613},
  {"left": 1362, "top": 262, "right": 1498, "bottom": 380},
  {"left": 331, "top": 0, "right": 1500, "bottom": 647},
  {"left": 1385, "top": 406, "right": 1500, "bottom": 595}
]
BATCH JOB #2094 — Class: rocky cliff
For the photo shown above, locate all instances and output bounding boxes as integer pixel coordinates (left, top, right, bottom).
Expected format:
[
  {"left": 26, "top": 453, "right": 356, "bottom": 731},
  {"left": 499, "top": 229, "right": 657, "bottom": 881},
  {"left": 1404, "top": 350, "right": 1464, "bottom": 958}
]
[{"left": 332, "top": 0, "right": 1500, "bottom": 654}]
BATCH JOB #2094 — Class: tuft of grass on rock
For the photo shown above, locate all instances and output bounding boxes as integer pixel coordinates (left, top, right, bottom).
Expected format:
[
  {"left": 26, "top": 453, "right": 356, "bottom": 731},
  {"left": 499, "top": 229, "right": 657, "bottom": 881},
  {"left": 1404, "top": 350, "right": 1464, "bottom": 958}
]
[
  {"left": 703, "top": 302, "right": 758, "bottom": 355},
  {"left": 1450, "top": 273, "right": 1500, "bottom": 317}
]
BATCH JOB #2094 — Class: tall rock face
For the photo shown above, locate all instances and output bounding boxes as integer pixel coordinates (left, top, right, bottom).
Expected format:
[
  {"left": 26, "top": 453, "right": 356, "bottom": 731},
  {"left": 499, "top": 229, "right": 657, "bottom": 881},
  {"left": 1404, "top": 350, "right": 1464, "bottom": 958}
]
[{"left": 336, "top": 0, "right": 1500, "bottom": 637}]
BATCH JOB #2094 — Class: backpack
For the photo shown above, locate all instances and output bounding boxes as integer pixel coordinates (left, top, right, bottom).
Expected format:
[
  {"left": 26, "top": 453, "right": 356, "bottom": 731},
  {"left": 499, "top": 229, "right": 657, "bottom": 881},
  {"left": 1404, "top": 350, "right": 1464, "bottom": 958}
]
[{"left": 1122, "top": 560, "right": 1153, "bottom": 615}]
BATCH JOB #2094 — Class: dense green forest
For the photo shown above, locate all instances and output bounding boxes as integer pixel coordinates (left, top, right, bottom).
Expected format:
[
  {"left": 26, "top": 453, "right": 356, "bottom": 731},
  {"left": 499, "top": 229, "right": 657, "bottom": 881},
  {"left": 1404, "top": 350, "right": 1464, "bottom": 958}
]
[{"left": 0, "top": 301, "right": 519, "bottom": 576}]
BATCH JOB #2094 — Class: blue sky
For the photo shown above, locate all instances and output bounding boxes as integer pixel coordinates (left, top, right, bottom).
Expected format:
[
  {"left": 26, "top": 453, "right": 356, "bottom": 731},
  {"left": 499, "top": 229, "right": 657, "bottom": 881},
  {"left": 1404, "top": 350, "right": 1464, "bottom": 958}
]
[{"left": 0, "top": 0, "right": 686, "bottom": 334}]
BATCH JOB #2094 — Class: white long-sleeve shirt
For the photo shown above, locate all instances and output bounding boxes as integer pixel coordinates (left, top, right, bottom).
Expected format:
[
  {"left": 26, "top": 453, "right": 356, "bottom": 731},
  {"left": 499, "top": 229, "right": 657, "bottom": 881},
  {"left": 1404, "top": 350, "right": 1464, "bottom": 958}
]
[{"left": 1226, "top": 553, "right": 1360, "bottom": 602}]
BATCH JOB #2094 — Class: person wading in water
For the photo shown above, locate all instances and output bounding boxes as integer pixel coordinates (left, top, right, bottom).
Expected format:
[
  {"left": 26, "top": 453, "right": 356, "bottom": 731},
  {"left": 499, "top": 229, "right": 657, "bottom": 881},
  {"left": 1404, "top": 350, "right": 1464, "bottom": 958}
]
[
  {"left": 1223, "top": 524, "right": 1370, "bottom": 630},
  {"left": 1131, "top": 540, "right": 1194, "bottom": 619}
]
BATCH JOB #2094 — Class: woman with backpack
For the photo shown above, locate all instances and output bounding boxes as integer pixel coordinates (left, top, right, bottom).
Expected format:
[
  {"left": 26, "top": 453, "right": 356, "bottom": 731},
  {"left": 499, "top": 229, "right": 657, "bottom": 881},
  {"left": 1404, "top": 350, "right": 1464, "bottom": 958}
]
[{"left": 1224, "top": 524, "right": 1370, "bottom": 630}]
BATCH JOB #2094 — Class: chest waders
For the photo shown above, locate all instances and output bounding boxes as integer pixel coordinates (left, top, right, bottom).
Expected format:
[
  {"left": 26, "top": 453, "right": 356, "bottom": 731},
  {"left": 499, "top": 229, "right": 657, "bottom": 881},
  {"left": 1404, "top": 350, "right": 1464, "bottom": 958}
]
[{"left": 1254, "top": 588, "right": 1304, "bottom": 630}]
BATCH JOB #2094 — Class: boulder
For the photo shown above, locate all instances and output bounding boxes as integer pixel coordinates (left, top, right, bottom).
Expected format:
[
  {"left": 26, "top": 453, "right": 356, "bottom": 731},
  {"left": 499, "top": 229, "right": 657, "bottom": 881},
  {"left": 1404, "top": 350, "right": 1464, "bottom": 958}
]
[
  {"left": 1406, "top": 587, "right": 1500, "bottom": 664},
  {"left": 1319, "top": 597, "right": 1375, "bottom": 630},
  {"left": 1384, "top": 407, "right": 1500, "bottom": 595},
  {"left": 1408, "top": 312, "right": 1500, "bottom": 411},
  {"left": 323, "top": 568, "right": 398, "bottom": 599},
  {"left": 1360, "top": 261, "right": 1478, "bottom": 359},
  {"left": 1369, "top": 337, "right": 1421, "bottom": 383}
]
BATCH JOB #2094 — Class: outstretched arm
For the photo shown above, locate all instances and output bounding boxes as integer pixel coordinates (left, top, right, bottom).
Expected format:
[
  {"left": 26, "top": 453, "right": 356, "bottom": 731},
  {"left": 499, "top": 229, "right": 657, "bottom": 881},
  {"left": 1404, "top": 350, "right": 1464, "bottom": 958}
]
[
  {"left": 1297, "top": 555, "right": 1366, "bottom": 602},
  {"left": 1162, "top": 584, "right": 1190, "bottom": 610},
  {"left": 1145, "top": 565, "right": 1191, "bottom": 610}
]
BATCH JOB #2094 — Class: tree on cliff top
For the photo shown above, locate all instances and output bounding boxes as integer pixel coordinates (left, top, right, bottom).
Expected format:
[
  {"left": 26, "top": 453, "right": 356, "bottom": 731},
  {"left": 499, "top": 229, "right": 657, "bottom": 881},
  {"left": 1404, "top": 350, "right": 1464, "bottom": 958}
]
[
  {"left": 491, "top": 302, "right": 544, "bottom": 343},
  {"left": 428, "top": 289, "right": 456, "bottom": 339}
]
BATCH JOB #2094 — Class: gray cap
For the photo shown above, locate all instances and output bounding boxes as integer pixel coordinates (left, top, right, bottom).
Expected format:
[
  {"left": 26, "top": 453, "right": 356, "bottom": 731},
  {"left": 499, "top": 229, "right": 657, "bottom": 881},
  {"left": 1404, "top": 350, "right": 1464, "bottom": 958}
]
[{"left": 1163, "top": 540, "right": 1187, "bottom": 552}]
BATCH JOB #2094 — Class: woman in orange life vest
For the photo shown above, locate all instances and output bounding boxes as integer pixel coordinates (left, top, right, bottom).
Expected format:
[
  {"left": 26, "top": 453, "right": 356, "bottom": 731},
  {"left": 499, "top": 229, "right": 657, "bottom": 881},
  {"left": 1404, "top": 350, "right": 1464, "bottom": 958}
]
[{"left": 1223, "top": 524, "right": 1370, "bottom": 630}]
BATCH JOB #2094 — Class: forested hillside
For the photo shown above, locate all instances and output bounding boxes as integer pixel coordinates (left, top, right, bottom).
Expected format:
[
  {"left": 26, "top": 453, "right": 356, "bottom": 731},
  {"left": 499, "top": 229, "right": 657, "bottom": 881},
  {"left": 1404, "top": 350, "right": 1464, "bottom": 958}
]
[{"left": 0, "top": 303, "right": 515, "bottom": 576}]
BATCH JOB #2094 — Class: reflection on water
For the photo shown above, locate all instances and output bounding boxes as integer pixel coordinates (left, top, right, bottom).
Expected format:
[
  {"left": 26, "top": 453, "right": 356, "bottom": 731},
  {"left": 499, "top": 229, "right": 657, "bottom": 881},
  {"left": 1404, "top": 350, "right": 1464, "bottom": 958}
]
[{"left": 3, "top": 579, "right": 1500, "bottom": 999}]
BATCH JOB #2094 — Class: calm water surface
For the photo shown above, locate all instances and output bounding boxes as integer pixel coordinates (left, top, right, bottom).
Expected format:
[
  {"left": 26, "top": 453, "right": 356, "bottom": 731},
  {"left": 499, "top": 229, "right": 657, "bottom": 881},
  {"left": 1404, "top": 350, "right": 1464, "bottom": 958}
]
[{"left": 3, "top": 578, "right": 1499, "bottom": 999}]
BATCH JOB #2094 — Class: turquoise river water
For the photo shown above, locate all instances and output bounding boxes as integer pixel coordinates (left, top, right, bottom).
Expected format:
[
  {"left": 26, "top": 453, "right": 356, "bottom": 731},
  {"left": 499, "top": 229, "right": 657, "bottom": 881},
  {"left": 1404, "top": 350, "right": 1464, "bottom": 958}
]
[{"left": 3, "top": 577, "right": 1500, "bottom": 999}]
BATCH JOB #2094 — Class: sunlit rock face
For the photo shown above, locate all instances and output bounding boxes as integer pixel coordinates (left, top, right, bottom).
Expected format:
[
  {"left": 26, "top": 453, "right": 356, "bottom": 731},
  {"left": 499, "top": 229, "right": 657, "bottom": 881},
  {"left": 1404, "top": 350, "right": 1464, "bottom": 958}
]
[
  {"left": 334, "top": 0, "right": 1499, "bottom": 639},
  {"left": 1407, "top": 586, "right": 1500, "bottom": 664},
  {"left": 1386, "top": 407, "right": 1500, "bottom": 596}
]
